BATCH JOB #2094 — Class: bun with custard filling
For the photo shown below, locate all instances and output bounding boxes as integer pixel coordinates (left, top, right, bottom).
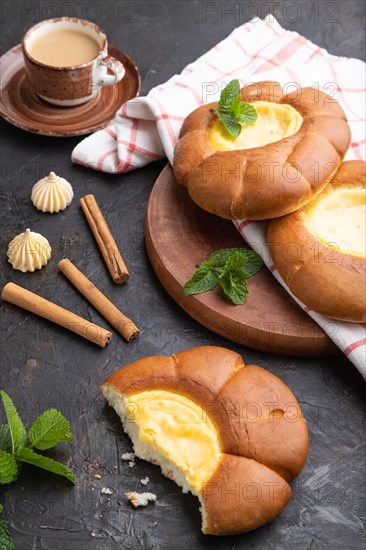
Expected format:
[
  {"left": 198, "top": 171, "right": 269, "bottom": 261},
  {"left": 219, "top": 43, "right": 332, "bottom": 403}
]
[
  {"left": 101, "top": 346, "right": 309, "bottom": 535},
  {"left": 268, "top": 160, "right": 366, "bottom": 322},
  {"left": 173, "top": 81, "right": 351, "bottom": 220}
]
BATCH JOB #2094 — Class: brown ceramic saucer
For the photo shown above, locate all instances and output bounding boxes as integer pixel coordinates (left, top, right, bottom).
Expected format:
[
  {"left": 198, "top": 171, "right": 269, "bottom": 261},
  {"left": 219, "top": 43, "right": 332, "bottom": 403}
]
[{"left": 0, "top": 44, "right": 140, "bottom": 137}]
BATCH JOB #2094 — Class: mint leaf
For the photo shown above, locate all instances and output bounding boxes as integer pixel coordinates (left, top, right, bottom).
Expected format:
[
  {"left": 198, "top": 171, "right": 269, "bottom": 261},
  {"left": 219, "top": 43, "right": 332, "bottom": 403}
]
[
  {"left": 0, "top": 425, "right": 12, "bottom": 454},
  {"left": 28, "top": 409, "right": 73, "bottom": 451},
  {"left": 211, "top": 248, "right": 263, "bottom": 277},
  {"left": 217, "top": 111, "right": 241, "bottom": 138},
  {"left": 238, "top": 102, "right": 258, "bottom": 124},
  {"left": 218, "top": 251, "right": 251, "bottom": 305},
  {"left": 0, "top": 519, "right": 14, "bottom": 550},
  {"left": 183, "top": 261, "right": 219, "bottom": 296},
  {"left": 241, "top": 250, "right": 264, "bottom": 277},
  {"left": 0, "top": 451, "right": 18, "bottom": 485},
  {"left": 221, "top": 251, "right": 248, "bottom": 272},
  {"left": 229, "top": 94, "right": 242, "bottom": 119},
  {"left": 0, "top": 504, "right": 2, "bottom": 514},
  {"left": 218, "top": 79, "right": 240, "bottom": 111},
  {"left": 211, "top": 248, "right": 263, "bottom": 278},
  {"left": 0, "top": 391, "right": 27, "bottom": 453},
  {"left": 16, "top": 448, "right": 76, "bottom": 484},
  {"left": 219, "top": 270, "right": 249, "bottom": 305},
  {"left": 212, "top": 79, "right": 258, "bottom": 139},
  {"left": 209, "top": 248, "right": 246, "bottom": 268}
]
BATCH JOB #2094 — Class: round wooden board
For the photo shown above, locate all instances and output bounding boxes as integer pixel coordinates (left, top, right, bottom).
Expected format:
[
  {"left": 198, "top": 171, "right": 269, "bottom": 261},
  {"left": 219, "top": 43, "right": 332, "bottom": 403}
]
[{"left": 145, "top": 164, "right": 337, "bottom": 356}]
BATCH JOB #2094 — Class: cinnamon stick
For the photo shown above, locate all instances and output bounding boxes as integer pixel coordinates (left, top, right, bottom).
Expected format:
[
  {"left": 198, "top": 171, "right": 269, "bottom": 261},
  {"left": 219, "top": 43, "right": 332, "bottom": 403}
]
[
  {"left": 80, "top": 194, "right": 129, "bottom": 284},
  {"left": 1, "top": 282, "right": 112, "bottom": 348},
  {"left": 58, "top": 259, "right": 139, "bottom": 342}
]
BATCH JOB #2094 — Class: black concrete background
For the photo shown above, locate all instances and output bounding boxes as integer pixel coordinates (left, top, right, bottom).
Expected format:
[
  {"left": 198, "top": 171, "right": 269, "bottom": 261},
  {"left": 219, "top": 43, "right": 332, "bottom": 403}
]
[{"left": 0, "top": 1, "right": 365, "bottom": 549}]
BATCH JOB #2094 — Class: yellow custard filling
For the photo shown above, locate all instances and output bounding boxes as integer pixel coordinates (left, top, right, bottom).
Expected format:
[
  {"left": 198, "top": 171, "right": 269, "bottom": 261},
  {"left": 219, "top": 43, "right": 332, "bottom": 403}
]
[
  {"left": 125, "top": 390, "right": 220, "bottom": 492},
  {"left": 209, "top": 100, "right": 303, "bottom": 151},
  {"left": 304, "top": 186, "right": 366, "bottom": 257}
]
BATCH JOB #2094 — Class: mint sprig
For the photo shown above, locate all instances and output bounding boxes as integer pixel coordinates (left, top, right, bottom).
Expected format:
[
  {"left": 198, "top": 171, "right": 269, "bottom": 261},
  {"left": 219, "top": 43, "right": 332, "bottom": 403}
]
[
  {"left": 183, "top": 248, "right": 263, "bottom": 305},
  {"left": 0, "top": 391, "right": 76, "bottom": 548},
  {"left": 0, "top": 391, "right": 75, "bottom": 485},
  {"left": 211, "top": 79, "right": 258, "bottom": 138}
]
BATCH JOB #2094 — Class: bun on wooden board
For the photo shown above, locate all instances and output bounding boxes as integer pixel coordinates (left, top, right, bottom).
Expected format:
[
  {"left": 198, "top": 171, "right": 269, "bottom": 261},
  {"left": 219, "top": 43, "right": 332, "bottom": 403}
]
[
  {"left": 268, "top": 160, "right": 366, "bottom": 323},
  {"left": 101, "top": 346, "right": 309, "bottom": 535},
  {"left": 173, "top": 81, "right": 350, "bottom": 220}
]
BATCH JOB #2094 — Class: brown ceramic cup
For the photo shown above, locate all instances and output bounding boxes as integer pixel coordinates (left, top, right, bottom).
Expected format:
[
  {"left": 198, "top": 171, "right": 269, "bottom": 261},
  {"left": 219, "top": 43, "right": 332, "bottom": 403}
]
[{"left": 22, "top": 18, "right": 125, "bottom": 107}]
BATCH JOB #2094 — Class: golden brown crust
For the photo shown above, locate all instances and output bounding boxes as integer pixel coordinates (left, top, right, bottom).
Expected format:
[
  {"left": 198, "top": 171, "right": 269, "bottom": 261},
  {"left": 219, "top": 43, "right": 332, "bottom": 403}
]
[
  {"left": 268, "top": 161, "right": 366, "bottom": 322},
  {"left": 216, "top": 365, "right": 309, "bottom": 482},
  {"left": 103, "top": 346, "right": 242, "bottom": 400},
  {"left": 202, "top": 454, "right": 291, "bottom": 535},
  {"left": 103, "top": 354, "right": 178, "bottom": 394},
  {"left": 102, "top": 346, "right": 308, "bottom": 534},
  {"left": 173, "top": 81, "right": 350, "bottom": 220}
]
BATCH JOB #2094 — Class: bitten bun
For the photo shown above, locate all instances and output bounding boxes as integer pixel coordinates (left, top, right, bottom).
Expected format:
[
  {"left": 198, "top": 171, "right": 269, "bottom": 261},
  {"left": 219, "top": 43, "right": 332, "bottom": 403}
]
[
  {"left": 101, "top": 346, "right": 308, "bottom": 535},
  {"left": 268, "top": 160, "right": 366, "bottom": 322},
  {"left": 173, "top": 81, "right": 350, "bottom": 220}
]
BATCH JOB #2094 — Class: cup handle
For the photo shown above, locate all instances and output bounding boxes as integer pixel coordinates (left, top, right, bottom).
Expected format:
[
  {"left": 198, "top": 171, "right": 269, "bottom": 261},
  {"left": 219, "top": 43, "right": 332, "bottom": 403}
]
[{"left": 95, "top": 56, "right": 125, "bottom": 86}]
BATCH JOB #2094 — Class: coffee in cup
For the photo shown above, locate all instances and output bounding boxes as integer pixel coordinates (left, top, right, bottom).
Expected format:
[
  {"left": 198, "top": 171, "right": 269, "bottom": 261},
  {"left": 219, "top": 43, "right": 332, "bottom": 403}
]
[
  {"left": 22, "top": 18, "right": 125, "bottom": 107},
  {"left": 27, "top": 28, "right": 101, "bottom": 67}
]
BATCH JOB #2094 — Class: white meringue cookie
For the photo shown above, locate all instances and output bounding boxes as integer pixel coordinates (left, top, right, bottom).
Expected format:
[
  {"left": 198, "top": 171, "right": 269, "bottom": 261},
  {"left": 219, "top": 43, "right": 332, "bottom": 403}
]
[
  {"left": 7, "top": 229, "right": 52, "bottom": 272},
  {"left": 31, "top": 172, "right": 74, "bottom": 213}
]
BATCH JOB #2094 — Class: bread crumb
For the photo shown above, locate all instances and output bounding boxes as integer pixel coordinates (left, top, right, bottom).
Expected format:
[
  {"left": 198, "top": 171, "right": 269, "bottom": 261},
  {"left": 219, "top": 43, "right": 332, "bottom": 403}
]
[
  {"left": 128, "top": 461, "right": 135, "bottom": 468},
  {"left": 101, "top": 487, "right": 113, "bottom": 495},
  {"left": 121, "top": 452, "right": 135, "bottom": 461},
  {"left": 94, "top": 474, "right": 102, "bottom": 479},
  {"left": 140, "top": 477, "right": 149, "bottom": 485},
  {"left": 125, "top": 491, "right": 157, "bottom": 508}
]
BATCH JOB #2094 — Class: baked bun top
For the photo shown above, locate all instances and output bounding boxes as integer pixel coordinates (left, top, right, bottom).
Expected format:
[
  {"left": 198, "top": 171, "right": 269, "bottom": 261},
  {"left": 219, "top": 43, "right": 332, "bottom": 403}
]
[
  {"left": 173, "top": 81, "right": 351, "bottom": 220},
  {"left": 268, "top": 160, "right": 366, "bottom": 323},
  {"left": 102, "top": 346, "right": 309, "bottom": 535}
]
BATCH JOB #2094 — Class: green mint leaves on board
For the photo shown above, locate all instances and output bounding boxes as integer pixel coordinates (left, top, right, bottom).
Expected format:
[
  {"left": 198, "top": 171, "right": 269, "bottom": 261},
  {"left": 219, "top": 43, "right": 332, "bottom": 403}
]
[
  {"left": 183, "top": 248, "right": 263, "bottom": 305},
  {"left": 211, "top": 79, "right": 258, "bottom": 138},
  {"left": 0, "top": 391, "right": 76, "bottom": 485}
]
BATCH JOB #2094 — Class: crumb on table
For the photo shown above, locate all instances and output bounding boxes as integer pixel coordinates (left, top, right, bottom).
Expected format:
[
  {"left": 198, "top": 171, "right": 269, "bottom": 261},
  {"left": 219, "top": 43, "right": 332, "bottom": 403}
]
[{"left": 125, "top": 491, "right": 157, "bottom": 508}]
